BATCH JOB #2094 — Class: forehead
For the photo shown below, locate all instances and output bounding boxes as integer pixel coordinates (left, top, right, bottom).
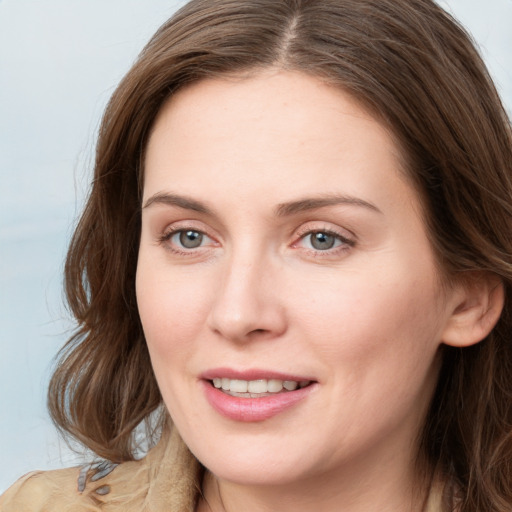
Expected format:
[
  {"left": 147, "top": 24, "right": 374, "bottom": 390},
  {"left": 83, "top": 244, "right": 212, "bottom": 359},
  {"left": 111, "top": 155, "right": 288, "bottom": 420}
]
[
  {"left": 143, "top": 70, "right": 417, "bottom": 217},
  {"left": 149, "top": 70, "right": 389, "bottom": 149}
]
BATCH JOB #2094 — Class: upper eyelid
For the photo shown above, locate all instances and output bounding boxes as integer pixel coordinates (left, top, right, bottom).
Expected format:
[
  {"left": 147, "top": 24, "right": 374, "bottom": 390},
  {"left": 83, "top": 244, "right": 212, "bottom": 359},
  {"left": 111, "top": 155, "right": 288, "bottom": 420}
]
[
  {"left": 294, "top": 222, "right": 356, "bottom": 240},
  {"left": 161, "top": 226, "right": 215, "bottom": 242},
  {"left": 160, "top": 220, "right": 215, "bottom": 236}
]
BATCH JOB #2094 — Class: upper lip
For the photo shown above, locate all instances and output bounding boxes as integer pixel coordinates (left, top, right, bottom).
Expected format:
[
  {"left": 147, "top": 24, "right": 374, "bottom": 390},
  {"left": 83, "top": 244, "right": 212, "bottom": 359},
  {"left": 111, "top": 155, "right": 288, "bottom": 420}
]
[{"left": 200, "top": 367, "right": 316, "bottom": 382}]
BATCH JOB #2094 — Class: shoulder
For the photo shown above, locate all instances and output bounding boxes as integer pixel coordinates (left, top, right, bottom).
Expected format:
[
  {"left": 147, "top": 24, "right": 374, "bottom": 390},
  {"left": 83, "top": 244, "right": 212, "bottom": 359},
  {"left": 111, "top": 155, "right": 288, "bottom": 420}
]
[
  {"left": 0, "top": 426, "right": 201, "bottom": 512},
  {"left": 0, "top": 458, "right": 148, "bottom": 512},
  {"left": 0, "top": 467, "right": 85, "bottom": 512}
]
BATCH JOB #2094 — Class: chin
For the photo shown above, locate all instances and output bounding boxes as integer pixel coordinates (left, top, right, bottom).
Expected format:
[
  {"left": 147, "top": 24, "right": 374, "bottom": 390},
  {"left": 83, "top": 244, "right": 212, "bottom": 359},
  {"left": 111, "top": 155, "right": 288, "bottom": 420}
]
[{"left": 185, "top": 431, "right": 323, "bottom": 487}]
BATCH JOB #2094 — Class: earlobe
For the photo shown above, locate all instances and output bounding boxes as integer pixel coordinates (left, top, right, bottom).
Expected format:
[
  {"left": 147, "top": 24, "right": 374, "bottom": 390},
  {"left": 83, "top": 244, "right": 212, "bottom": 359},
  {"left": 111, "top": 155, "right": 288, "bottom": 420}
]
[{"left": 441, "top": 274, "right": 505, "bottom": 348}]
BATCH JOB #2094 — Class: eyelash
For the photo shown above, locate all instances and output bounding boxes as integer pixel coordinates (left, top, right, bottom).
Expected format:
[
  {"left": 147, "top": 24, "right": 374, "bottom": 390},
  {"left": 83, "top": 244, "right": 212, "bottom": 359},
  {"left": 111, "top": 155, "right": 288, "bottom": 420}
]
[
  {"left": 157, "top": 227, "right": 217, "bottom": 256},
  {"left": 292, "top": 226, "right": 355, "bottom": 257},
  {"left": 157, "top": 225, "right": 355, "bottom": 257}
]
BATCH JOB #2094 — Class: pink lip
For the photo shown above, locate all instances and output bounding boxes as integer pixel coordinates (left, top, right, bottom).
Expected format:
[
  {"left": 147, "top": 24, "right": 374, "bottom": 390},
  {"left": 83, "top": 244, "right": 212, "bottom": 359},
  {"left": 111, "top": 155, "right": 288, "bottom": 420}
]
[
  {"left": 200, "top": 367, "right": 316, "bottom": 382},
  {"left": 200, "top": 368, "right": 317, "bottom": 422}
]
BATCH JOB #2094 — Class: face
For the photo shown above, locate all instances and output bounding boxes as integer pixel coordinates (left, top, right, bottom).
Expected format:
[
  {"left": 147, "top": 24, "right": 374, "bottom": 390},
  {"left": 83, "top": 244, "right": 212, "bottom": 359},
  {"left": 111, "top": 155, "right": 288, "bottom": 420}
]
[{"left": 136, "top": 71, "right": 458, "bottom": 488}]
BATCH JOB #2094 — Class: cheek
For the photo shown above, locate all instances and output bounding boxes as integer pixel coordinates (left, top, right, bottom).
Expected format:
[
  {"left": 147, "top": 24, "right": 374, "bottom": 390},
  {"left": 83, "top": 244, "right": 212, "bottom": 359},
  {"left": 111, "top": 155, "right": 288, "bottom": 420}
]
[
  {"left": 136, "top": 261, "right": 212, "bottom": 364},
  {"left": 293, "top": 269, "right": 444, "bottom": 441},
  {"left": 290, "top": 258, "right": 445, "bottom": 374}
]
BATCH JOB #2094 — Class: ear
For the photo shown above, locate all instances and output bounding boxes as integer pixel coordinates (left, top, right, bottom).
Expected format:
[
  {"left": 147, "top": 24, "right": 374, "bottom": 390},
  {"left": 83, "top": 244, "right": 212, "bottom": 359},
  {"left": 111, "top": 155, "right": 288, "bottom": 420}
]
[{"left": 442, "top": 273, "right": 505, "bottom": 348}]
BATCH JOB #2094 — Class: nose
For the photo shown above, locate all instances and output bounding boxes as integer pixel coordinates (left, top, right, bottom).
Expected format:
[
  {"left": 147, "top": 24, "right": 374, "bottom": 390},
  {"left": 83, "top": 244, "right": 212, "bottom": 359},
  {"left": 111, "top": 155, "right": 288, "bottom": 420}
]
[{"left": 206, "top": 250, "right": 287, "bottom": 343}]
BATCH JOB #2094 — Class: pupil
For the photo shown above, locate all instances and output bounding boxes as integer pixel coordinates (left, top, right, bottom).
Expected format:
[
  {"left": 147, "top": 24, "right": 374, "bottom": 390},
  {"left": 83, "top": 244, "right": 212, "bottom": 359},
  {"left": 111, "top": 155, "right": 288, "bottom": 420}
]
[
  {"left": 180, "top": 230, "right": 203, "bottom": 248},
  {"left": 311, "top": 232, "right": 335, "bottom": 250}
]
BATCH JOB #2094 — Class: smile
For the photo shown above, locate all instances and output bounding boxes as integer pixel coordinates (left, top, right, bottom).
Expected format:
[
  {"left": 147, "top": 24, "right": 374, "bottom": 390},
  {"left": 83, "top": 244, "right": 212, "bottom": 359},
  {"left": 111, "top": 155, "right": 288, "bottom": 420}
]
[
  {"left": 211, "top": 378, "right": 312, "bottom": 397},
  {"left": 202, "top": 372, "right": 317, "bottom": 422}
]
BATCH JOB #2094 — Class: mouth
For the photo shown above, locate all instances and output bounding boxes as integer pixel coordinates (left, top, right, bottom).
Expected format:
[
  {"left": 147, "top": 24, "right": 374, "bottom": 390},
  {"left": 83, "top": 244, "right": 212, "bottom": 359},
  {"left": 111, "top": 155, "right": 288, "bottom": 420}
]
[
  {"left": 210, "top": 378, "right": 313, "bottom": 398},
  {"left": 201, "top": 369, "right": 317, "bottom": 421}
]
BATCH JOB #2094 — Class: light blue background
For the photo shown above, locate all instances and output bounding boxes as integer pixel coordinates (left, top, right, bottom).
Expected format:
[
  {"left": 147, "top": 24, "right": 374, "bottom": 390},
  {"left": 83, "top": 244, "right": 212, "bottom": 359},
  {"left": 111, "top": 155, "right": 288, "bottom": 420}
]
[{"left": 1, "top": 0, "right": 511, "bottom": 493}]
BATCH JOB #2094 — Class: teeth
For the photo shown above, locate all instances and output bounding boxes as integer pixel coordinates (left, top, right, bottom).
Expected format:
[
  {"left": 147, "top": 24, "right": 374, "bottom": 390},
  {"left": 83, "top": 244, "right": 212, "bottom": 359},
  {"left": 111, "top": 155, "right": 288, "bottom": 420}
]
[
  {"left": 247, "top": 379, "right": 267, "bottom": 393},
  {"left": 211, "top": 378, "right": 310, "bottom": 394},
  {"left": 283, "top": 380, "right": 298, "bottom": 391},
  {"left": 267, "top": 379, "right": 283, "bottom": 392},
  {"left": 230, "top": 379, "right": 248, "bottom": 393}
]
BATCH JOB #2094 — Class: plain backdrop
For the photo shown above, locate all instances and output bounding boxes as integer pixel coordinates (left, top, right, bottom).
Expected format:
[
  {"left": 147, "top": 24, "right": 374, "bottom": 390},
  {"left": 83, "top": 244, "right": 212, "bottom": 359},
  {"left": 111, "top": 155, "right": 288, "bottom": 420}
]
[{"left": 0, "top": 0, "right": 511, "bottom": 493}]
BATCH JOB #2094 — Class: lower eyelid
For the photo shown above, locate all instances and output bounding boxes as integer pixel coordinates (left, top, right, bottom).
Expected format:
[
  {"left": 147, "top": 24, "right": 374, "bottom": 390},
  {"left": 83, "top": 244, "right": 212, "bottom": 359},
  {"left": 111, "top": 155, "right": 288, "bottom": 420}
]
[{"left": 301, "top": 238, "right": 351, "bottom": 252}]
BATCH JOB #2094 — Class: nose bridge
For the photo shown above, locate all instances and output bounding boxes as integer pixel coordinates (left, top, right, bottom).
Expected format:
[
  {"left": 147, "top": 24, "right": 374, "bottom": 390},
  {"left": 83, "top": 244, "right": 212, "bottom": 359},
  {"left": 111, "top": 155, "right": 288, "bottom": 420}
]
[{"left": 207, "top": 239, "right": 286, "bottom": 342}]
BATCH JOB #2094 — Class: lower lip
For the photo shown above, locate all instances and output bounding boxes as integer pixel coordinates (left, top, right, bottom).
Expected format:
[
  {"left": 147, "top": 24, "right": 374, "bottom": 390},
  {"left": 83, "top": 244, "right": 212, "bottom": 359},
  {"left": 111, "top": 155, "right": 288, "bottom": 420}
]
[{"left": 202, "top": 380, "right": 316, "bottom": 422}]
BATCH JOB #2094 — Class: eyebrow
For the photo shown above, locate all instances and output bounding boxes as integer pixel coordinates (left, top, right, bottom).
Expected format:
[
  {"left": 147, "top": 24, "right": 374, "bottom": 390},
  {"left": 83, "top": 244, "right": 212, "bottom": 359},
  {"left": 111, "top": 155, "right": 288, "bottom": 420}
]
[
  {"left": 142, "top": 192, "right": 213, "bottom": 215},
  {"left": 142, "top": 192, "right": 381, "bottom": 216},
  {"left": 275, "top": 195, "right": 382, "bottom": 216}
]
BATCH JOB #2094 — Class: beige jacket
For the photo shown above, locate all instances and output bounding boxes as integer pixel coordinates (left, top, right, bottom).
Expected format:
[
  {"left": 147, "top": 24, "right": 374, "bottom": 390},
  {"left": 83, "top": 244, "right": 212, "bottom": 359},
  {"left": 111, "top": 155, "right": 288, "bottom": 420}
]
[
  {"left": 0, "top": 428, "right": 201, "bottom": 512},
  {"left": 0, "top": 428, "right": 443, "bottom": 511}
]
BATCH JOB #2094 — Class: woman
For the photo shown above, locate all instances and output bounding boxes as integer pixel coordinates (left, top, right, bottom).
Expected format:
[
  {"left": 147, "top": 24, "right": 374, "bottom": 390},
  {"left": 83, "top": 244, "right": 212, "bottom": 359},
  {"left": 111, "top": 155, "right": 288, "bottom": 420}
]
[{"left": 1, "top": 0, "right": 511, "bottom": 510}]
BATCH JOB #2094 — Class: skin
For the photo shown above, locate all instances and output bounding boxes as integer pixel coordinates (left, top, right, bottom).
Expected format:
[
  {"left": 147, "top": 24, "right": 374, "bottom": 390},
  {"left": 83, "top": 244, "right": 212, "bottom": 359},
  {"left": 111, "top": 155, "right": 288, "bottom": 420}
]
[{"left": 136, "top": 70, "right": 466, "bottom": 512}]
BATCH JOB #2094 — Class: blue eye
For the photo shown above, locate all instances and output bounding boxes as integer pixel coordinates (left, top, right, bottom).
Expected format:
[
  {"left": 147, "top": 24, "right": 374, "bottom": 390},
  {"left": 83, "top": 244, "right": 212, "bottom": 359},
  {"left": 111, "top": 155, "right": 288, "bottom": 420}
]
[
  {"left": 172, "top": 230, "right": 205, "bottom": 249},
  {"left": 308, "top": 232, "right": 339, "bottom": 250},
  {"left": 299, "top": 230, "right": 352, "bottom": 252},
  {"left": 158, "top": 226, "right": 218, "bottom": 256}
]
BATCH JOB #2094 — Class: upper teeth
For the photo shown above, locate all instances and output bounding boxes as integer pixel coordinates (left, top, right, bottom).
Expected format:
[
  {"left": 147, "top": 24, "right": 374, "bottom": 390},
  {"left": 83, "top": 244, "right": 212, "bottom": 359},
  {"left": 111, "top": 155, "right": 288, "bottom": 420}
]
[{"left": 212, "top": 378, "right": 310, "bottom": 394}]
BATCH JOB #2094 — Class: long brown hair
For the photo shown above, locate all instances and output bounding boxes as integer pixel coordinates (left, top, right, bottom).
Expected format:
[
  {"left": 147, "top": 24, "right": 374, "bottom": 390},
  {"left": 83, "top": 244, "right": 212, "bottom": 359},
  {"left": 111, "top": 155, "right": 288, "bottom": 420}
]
[{"left": 49, "top": 1, "right": 512, "bottom": 510}]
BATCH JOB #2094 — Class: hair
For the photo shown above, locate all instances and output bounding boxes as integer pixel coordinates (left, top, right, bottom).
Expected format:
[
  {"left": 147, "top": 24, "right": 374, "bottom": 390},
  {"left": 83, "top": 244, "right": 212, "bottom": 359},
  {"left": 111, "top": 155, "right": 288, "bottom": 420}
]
[{"left": 48, "top": 0, "right": 512, "bottom": 510}]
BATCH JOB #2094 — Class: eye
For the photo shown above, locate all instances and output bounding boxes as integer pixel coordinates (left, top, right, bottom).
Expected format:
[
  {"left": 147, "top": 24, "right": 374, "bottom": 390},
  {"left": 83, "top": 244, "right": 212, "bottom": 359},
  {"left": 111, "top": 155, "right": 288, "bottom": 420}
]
[
  {"left": 306, "top": 232, "right": 340, "bottom": 251},
  {"left": 174, "top": 229, "right": 205, "bottom": 249},
  {"left": 159, "top": 227, "right": 216, "bottom": 253},
  {"left": 296, "top": 228, "right": 354, "bottom": 253}
]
